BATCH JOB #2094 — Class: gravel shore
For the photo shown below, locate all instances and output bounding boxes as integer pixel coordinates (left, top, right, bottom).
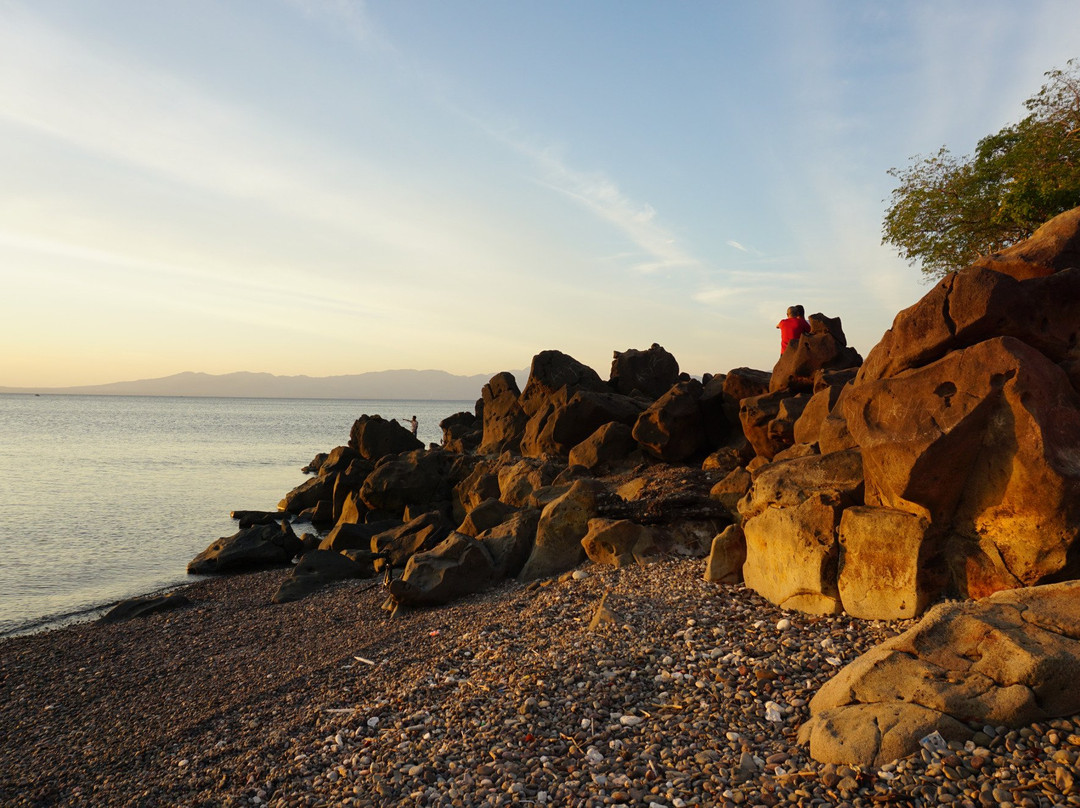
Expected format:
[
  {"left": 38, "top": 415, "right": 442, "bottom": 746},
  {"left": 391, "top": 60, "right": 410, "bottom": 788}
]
[{"left": 2, "top": 559, "right": 1077, "bottom": 807}]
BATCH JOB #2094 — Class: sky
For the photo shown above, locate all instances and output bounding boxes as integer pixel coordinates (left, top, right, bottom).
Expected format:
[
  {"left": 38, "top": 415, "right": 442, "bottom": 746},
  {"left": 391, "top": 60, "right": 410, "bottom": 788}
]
[{"left": 2, "top": 1, "right": 1079, "bottom": 388}]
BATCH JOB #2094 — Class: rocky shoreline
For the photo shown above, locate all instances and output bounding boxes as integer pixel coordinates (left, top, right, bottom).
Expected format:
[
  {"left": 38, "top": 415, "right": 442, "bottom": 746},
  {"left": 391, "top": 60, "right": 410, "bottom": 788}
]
[{"left": 2, "top": 558, "right": 1077, "bottom": 808}]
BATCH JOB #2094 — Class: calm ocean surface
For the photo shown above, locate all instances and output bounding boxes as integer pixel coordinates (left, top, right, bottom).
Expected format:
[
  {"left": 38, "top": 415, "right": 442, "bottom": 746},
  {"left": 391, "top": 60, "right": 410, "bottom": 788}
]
[{"left": 0, "top": 394, "right": 473, "bottom": 637}]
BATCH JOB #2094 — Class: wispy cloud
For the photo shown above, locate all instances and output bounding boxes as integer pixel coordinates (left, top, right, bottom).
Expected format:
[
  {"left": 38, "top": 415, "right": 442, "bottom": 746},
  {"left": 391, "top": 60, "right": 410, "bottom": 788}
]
[
  {"left": 278, "top": 0, "right": 382, "bottom": 48},
  {"left": 726, "top": 240, "right": 749, "bottom": 253}
]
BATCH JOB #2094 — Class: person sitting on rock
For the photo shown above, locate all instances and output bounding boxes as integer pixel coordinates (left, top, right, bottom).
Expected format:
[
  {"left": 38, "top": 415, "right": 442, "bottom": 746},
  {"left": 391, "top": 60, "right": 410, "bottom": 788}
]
[{"left": 777, "top": 305, "right": 811, "bottom": 354}]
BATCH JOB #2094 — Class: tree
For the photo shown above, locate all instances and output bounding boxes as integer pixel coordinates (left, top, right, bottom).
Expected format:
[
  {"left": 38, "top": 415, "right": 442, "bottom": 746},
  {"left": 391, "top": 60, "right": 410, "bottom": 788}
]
[{"left": 883, "top": 59, "right": 1080, "bottom": 280}]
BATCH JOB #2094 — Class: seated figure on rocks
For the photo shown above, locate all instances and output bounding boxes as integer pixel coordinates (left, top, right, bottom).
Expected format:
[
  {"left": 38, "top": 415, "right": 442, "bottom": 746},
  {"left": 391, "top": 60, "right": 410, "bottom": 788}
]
[{"left": 777, "top": 305, "right": 811, "bottom": 354}]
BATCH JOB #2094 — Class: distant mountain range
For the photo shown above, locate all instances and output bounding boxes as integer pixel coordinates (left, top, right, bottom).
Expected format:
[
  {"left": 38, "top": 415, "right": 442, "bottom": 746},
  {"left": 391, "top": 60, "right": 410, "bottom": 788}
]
[{"left": 0, "top": 369, "right": 528, "bottom": 401}]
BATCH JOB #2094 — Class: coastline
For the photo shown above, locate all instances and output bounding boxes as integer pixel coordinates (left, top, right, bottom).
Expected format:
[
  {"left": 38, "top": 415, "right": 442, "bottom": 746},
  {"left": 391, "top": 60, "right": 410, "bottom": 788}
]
[{"left": 3, "top": 559, "right": 1075, "bottom": 807}]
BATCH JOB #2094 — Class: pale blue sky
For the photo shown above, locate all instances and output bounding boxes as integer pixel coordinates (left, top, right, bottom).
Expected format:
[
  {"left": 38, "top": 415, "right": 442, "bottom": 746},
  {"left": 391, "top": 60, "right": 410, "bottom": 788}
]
[{"left": 2, "top": 0, "right": 1077, "bottom": 387}]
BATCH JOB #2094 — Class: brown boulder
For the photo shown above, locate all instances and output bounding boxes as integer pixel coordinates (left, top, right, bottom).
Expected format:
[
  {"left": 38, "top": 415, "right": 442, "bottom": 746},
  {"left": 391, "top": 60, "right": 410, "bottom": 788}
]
[
  {"left": 388, "top": 532, "right": 498, "bottom": 607},
  {"left": 739, "top": 390, "right": 810, "bottom": 461},
  {"left": 331, "top": 458, "right": 373, "bottom": 524},
  {"left": 187, "top": 521, "right": 302, "bottom": 575},
  {"left": 722, "top": 367, "right": 771, "bottom": 408},
  {"left": 440, "top": 409, "right": 482, "bottom": 453},
  {"left": 737, "top": 450, "right": 863, "bottom": 522},
  {"left": 837, "top": 506, "right": 940, "bottom": 620},
  {"left": 845, "top": 336, "right": 1080, "bottom": 597},
  {"left": 632, "top": 379, "right": 707, "bottom": 462},
  {"left": 580, "top": 518, "right": 661, "bottom": 567},
  {"left": 452, "top": 458, "right": 502, "bottom": 523},
  {"left": 520, "top": 388, "right": 644, "bottom": 458},
  {"left": 457, "top": 498, "right": 519, "bottom": 537},
  {"left": 358, "top": 449, "right": 454, "bottom": 518},
  {"left": 277, "top": 473, "right": 335, "bottom": 516},
  {"left": 608, "top": 343, "right": 680, "bottom": 399},
  {"left": 568, "top": 421, "right": 639, "bottom": 473},
  {"left": 318, "top": 518, "right": 401, "bottom": 553},
  {"left": 498, "top": 457, "right": 562, "bottom": 508},
  {"left": 476, "top": 508, "right": 540, "bottom": 577},
  {"left": 968, "top": 205, "right": 1080, "bottom": 280},
  {"left": 272, "top": 550, "right": 371, "bottom": 604},
  {"left": 709, "top": 467, "right": 752, "bottom": 519},
  {"left": 370, "top": 511, "right": 454, "bottom": 569},
  {"left": 857, "top": 265, "right": 1080, "bottom": 385},
  {"left": 478, "top": 372, "right": 527, "bottom": 455},
  {"left": 348, "top": 414, "right": 422, "bottom": 462},
  {"left": 699, "top": 374, "right": 737, "bottom": 447},
  {"left": 800, "top": 580, "right": 1080, "bottom": 766},
  {"left": 518, "top": 479, "right": 603, "bottom": 581},
  {"left": 704, "top": 523, "right": 746, "bottom": 584},
  {"left": 518, "top": 350, "right": 607, "bottom": 419},
  {"left": 793, "top": 384, "right": 846, "bottom": 447},
  {"left": 741, "top": 493, "right": 844, "bottom": 614}
]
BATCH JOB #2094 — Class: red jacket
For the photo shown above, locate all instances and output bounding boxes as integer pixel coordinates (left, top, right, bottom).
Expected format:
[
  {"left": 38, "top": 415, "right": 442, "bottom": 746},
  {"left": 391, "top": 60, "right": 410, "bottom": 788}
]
[{"left": 778, "top": 317, "right": 811, "bottom": 354}]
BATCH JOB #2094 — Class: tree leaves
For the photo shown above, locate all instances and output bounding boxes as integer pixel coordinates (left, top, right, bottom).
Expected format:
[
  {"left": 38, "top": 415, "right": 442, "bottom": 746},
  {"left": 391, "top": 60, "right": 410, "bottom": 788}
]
[{"left": 883, "top": 59, "right": 1080, "bottom": 280}]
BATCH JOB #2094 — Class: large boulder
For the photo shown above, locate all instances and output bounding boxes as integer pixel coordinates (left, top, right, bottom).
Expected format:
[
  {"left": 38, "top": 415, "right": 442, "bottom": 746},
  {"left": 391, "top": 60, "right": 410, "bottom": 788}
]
[
  {"left": 799, "top": 580, "right": 1080, "bottom": 767},
  {"left": 452, "top": 458, "right": 503, "bottom": 523},
  {"left": 518, "top": 350, "right": 607, "bottom": 419},
  {"left": 737, "top": 452, "right": 864, "bottom": 615},
  {"left": 837, "top": 506, "right": 940, "bottom": 620},
  {"left": 388, "top": 532, "right": 498, "bottom": 607},
  {"left": 568, "top": 421, "right": 639, "bottom": 473},
  {"left": 580, "top": 518, "right": 661, "bottom": 567},
  {"left": 608, "top": 343, "right": 680, "bottom": 399},
  {"left": 741, "top": 494, "right": 845, "bottom": 614},
  {"left": 277, "top": 473, "right": 336, "bottom": 516},
  {"left": 358, "top": 449, "right": 455, "bottom": 518},
  {"left": 272, "top": 550, "right": 372, "bottom": 604},
  {"left": 479, "top": 372, "right": 527, "bottom": 455},
  {"left": 331, "top": 458, "right": 373, "bottom": 524},
  {"left": 857, "top": 265, "right": 1080, "bottom": 385},
  {"left": 457, "top": 498, "right": 520, "bottom": 537},
  {"left": 520, "top": 388, "right": 644, "bottom": 458},
  {"left": 967, "top": 205, "right": 1080, "bottom": 280},
  {"left": 739, "top": 390, "right": 810, "bottom": 461},
  {"left": 187, "top": 521, "right": 302, "bottom": 575},
  {"left": 100, "top": 593, "right": 191, "bottom": 623},
  {"left": 318, "top": 518, "right": 401, "bottom": 553},
  {"left": 737, "top": 450, "right": 864, "bottom": 521},
  {"left": 709, "top": 467, "right": 752, "bottom": 520},
  {"left": 632, "top": 379, "right": 708, "bottom": 462},
  {"left": 348, "top": 414, "right": 423, "bottom": 462},
  {"left": 518, "top": 479, "right": 603, "bottom": 581},
  {"left": 769, "top": 313, "right": 862, "bottom": 393},
  {"left": 699, "top": 374, "right": 737, "bottom": 447},
  {"left": 477, "top": 508, "right": 540, "bottom": 577},
  {"left": 845, "top": 336, "right": 1080, "bottom": 597},
  {"left": 721, "top": 367, "right": 771, "bottom": 414},
  {"left": 704, "top": 523, "right": 746, "bottom": 584},
  {"left": 440, "top": 409, "right": 482, "bottom": 453},
  {"left": 498, "top": 457, "right": 561, "bottom": 508},
  {"left": 370, "top": 511, "right": 454, "bottom": 569},
  {"left": 792, "top": 383, "right": 847, "bottom": 447}
]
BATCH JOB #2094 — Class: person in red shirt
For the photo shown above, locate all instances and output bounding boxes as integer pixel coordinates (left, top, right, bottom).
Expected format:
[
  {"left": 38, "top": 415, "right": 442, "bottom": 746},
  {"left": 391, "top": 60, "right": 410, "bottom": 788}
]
[{"left": 777, "top": 305, "right": 811, "bottom": 354}]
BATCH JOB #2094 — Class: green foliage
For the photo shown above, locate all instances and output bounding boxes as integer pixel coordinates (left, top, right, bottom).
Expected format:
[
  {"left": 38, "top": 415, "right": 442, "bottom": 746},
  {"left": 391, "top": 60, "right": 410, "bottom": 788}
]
[{"left": 883, "top": 59, "right": 1080, "bottom": 280}]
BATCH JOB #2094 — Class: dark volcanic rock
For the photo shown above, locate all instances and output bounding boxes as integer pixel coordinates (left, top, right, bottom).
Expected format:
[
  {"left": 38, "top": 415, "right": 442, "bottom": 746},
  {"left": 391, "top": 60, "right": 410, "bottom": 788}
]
[
  {"left": 348, "top": 414, "right": 423, "bottom": 462},
  {"left": 272, "top": 550, "right": 372, "bottom": 604},
  {"left": 187, "top": 521, "right": 302, "bottom": 575},
  {"left": 100, "top": 593, "right": 192, "bottom": 623},
  {"left": 609, "top": 343, "right": 680, "bottom": 399}
]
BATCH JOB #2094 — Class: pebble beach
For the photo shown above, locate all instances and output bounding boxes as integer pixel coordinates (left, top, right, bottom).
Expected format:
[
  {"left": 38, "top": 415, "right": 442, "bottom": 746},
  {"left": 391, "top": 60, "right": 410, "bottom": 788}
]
[{"left": 2, "top": 558, "right": 1078, "bottom": 808}]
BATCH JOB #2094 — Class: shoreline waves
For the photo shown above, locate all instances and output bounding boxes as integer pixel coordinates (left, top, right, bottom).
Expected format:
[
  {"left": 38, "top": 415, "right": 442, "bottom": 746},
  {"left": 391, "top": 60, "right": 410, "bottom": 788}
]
[{"left": 2, "top": 558, "right": 1076, "bottom": 807}]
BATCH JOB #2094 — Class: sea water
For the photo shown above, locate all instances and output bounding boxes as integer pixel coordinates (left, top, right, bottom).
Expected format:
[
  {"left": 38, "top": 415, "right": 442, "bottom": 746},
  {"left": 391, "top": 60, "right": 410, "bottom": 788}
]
[{"left": 0, "top": 394, "right": 473, "bottom": 636}]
